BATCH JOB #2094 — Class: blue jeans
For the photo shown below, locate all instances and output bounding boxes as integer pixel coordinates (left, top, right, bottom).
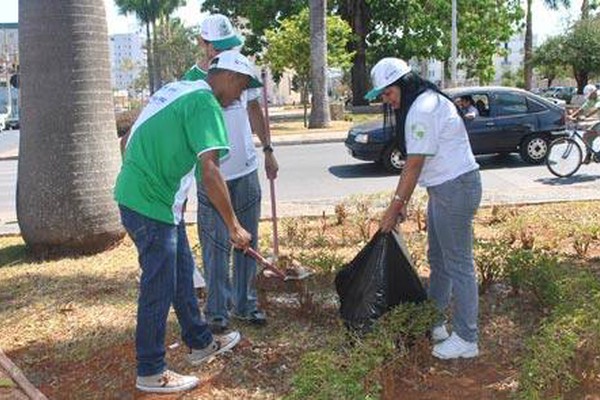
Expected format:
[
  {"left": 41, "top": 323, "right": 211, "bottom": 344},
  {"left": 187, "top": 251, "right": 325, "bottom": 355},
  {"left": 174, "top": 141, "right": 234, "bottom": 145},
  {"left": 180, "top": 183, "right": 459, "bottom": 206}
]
[
  {"left": 119, "top": 205, "right": 213, "bottom": 377},
  {"left": 426, "top": 169, "right": 482, "bottom": 343},
  {"left": 197, "top": 170, "right": 261, "bottom": 323}
]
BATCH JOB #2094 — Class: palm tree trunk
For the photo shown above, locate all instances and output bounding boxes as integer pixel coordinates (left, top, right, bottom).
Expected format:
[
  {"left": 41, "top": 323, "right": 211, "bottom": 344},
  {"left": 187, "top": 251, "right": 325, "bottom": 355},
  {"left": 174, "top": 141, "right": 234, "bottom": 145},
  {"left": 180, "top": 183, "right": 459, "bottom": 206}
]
[
  {"left": 151, "top": 19, "right": 162, "bottom": 90},
  {"left": 581, "top": 0, "right": 590, "bottom": 19},
  {"left": 18, "top": 0, "right": 124, "bottom": 256},
  {"left": 524, "top": 0, "right": 533, "bottom": 90},
  {"left": 308, "top": 0, "right": 331, "bottom": 129},
  {"left": 145, "top": 21, "right": 155, "bottom": 94}
]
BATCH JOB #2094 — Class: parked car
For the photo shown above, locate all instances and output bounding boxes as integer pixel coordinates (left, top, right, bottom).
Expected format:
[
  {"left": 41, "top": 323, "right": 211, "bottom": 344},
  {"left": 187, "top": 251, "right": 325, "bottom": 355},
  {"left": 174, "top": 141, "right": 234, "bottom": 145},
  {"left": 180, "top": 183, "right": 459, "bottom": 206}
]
[
  {"left": 545, "top": 86, "right": 577, "bottom": 104},
  {"left": 345, "top": 86, "right": 566, "bottom": 172}
]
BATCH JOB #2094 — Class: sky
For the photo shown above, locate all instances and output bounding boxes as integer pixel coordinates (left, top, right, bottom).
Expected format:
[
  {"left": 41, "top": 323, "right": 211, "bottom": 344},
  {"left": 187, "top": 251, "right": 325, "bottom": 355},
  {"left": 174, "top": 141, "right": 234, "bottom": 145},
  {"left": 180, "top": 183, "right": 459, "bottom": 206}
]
[{"left": 0, "top": 0, "right": 587, "bottom": 42}]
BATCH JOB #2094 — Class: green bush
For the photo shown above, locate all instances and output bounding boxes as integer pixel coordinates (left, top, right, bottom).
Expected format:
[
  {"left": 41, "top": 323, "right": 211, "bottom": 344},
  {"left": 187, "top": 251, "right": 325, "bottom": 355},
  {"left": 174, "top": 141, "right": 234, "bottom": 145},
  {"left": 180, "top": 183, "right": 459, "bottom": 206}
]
[
  {"left": 504, "top": 249, "right": 562, "bottom": 309},
  {"left": 473, "top": 239, "right": 511, "bottom": 293},
  {"left": 287, "top": 302, "right": 438, "bottom": 400},
  {"left": 518, "top": 278, "right": 600, "bottom": 399}
]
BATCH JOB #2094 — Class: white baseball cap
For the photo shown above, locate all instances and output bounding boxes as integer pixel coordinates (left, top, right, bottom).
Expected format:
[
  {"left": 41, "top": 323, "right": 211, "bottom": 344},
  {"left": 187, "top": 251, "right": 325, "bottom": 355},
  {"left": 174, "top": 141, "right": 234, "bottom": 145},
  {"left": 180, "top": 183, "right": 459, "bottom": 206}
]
[
  {"left": 583, "top": 83, "right": 597, "bottom": 98},
  {"left": 200, "top": 14, "right": 243, "bottom": 50},
  {"left": 364, "top": 58, "right": 412, "bottom": 100},
  {"left": 208, "top": 50, "right": 262, "bottom": 88}
]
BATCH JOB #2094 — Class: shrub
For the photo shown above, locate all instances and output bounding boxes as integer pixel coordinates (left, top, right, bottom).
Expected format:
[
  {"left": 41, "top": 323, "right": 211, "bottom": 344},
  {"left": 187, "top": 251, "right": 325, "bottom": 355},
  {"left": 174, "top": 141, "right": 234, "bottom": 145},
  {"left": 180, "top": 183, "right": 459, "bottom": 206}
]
[
  {"left": 571, "top": 222, "right": 600, "bottom": 258},
  {"left": 287, "top": 302, "right": 438, "bottom": 400},
  {"left": 504, "top": 249, "right": 562, "bottom": 310},
  {"left": 115, "top": 108, "right": 140, "bottom": 138},
  {"left": 473, "top": 239, "right": 511, "bottom": 293},
  {"left": 518, "top": 273, "right": 600, "bottom": 399}
]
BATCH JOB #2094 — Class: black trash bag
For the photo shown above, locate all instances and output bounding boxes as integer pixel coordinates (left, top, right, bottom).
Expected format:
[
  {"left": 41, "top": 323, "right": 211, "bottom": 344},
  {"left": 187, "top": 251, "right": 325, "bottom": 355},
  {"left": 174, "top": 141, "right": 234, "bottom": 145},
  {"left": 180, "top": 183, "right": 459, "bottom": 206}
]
[{"left": 335, "top": 230, "right": 427, "bottom": 334}]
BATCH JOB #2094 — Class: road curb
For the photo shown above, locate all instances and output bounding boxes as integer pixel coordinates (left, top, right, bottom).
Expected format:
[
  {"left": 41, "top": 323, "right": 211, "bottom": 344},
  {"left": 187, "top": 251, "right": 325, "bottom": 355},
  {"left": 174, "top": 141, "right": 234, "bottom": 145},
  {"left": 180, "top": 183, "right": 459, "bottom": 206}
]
[{"left": 266, "top": 136, "right": 346, "bottom": 147}]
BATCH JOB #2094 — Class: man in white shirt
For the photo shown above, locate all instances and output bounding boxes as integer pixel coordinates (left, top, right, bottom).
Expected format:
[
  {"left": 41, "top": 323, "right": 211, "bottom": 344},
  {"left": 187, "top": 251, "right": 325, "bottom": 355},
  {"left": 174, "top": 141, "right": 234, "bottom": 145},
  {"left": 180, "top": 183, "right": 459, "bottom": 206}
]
[{"left": 184, "top": 14, "right": 278, "bottom": 332}]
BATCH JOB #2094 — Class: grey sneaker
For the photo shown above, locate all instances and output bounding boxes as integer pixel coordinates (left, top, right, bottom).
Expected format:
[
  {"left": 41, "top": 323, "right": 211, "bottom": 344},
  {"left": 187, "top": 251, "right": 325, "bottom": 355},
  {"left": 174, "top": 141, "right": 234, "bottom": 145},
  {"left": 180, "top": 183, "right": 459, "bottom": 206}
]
[
  {"left": 187, "top": 331, "right": 241, "bottom": 366},
  {"left": 432, "top": 332, "right": 479, "bottom": 360},
  {"left": 233, "top": 309, "right": 267, "bottom": 326},
  {"left": 431, "top": 324, "right": 450, "bottom": 342},
  {"left": 208, "top": 317, "right": 229, "bottom": 334},
  {"left": 136, "top": 369, "right": 199, "bottom": 393}
]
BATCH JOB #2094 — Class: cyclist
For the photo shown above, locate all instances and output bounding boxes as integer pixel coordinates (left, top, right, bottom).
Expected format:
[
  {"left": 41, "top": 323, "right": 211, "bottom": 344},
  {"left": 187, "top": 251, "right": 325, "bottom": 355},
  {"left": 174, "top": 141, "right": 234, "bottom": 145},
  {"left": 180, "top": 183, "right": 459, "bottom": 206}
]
[{"left": 569, "top": 84, "right": 600, "bottom": 163}]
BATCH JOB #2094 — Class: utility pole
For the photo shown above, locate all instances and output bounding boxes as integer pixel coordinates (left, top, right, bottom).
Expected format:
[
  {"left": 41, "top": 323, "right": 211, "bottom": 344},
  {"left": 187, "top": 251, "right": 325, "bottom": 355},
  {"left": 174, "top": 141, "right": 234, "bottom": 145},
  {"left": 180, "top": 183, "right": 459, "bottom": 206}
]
[
  {"left": 450, "top": 0, "right": 457, "bottom": 87},
  {"left": 2, "top": 27, "right": 11, "bottom": 119}
]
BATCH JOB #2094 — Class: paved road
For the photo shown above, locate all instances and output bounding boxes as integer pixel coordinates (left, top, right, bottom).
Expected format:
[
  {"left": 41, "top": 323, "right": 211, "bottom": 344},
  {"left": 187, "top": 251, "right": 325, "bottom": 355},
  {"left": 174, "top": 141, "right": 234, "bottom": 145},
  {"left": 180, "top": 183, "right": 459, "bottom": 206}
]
[{"left": 3, "top": 135, "right": 600, "bottom": 233}]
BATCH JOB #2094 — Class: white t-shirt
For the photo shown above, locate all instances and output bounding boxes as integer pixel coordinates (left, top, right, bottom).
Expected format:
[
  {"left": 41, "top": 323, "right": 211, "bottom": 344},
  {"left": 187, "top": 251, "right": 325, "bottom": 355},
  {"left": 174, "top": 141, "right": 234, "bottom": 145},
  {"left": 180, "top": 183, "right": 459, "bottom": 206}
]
[
  {"left": 219, "top": 88, "right": 262, "bottom": 180},
  {"left": 405, "top": 90, "right": 479, "bottom": 187}
]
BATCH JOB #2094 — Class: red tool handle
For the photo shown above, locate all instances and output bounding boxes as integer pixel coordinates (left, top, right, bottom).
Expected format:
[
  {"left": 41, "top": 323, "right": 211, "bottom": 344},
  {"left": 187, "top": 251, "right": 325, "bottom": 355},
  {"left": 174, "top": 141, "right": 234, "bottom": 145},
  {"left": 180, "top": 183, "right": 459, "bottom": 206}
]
[
  {"left": 245, "top": 247, "right": 286, "bottom": 280},
  {"left": 261, "top": 69, "right": 279, "bottom": 260}
]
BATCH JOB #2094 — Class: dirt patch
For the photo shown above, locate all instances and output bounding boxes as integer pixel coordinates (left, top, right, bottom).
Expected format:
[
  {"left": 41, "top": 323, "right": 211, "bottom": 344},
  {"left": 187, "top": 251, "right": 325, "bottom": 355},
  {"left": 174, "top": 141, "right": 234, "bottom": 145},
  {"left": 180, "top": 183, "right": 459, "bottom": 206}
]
[{"left": 3, "top": 201, "right": 600, "bottom": 398}]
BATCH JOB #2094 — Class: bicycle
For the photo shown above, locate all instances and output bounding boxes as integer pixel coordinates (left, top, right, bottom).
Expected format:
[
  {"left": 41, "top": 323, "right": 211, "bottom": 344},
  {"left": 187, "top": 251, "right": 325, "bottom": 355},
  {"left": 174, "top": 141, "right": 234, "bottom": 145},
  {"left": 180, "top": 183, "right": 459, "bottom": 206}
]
[{"left": 546, "top": 121, "right": 600, "bottom": 178}]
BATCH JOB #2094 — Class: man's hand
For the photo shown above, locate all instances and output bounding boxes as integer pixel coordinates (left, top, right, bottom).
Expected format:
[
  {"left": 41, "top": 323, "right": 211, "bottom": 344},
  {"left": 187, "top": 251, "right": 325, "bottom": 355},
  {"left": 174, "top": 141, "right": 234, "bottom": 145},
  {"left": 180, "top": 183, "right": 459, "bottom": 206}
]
[
  {"left": 230, "top": 224, "right": 251, "bottom": 250},
  {"left": 379, "top": 201, "right": 407, "bottom": 233},
  {"left": 265, "top": 151, "right": 279, "bottom": 180}
]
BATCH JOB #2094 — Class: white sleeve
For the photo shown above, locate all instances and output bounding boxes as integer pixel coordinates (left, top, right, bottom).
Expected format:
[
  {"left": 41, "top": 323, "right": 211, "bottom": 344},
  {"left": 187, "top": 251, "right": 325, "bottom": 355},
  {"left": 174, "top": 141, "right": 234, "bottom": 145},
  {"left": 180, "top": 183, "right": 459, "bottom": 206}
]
[
  {"left": 404, "top": 94, "right": 440, "bottom": 156},
  {"left": 246, "top": 88, "right": 261, "bottom": 102}
]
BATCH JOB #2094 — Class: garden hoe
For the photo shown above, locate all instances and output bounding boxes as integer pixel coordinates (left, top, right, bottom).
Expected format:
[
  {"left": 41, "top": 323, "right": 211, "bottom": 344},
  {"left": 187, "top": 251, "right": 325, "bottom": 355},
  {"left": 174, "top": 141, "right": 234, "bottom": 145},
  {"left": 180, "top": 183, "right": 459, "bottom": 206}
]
[{"left": 243, "top": 70, "right": 313, "bottom": 282}]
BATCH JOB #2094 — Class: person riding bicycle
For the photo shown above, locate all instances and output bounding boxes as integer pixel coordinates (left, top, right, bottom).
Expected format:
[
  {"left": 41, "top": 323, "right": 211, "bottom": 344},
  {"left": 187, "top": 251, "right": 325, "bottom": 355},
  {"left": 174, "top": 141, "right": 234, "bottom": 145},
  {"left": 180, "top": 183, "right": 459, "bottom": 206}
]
[{"left": 569, "top": 84, "right": 600, "bottom": 163}]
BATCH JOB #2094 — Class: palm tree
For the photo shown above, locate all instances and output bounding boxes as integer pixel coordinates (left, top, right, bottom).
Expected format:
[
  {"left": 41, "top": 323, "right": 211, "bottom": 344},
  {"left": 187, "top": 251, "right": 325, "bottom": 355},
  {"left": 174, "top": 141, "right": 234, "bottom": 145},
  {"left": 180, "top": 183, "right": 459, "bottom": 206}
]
[
  {"left": 524, "top": 0, "right": 570, "bottom": 90},
  {"left": 116, "top": 0, "right": 186, "bottom": 92},
  {"left": 18, "top": 0, "right": 124, "bottom": 256},
  {"left": 116, "top": 0, "right": 157, "bottom": 93},
  {"left": 309, "top": 0, "right": 331, "bottom": 128}
]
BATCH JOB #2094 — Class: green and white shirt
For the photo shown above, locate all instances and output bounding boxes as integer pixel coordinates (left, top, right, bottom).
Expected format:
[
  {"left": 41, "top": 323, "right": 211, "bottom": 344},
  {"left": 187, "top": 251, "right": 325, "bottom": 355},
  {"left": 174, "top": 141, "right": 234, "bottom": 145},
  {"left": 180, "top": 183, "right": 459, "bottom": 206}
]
[
  {"left": 405, "top": 90, "right": 478, "bottom": 187},
  {"left": 114, "top": 80, "right": 229, "bottom": 224},
  {"left": 182, "top": 65, "right": 207, "bottom": 81},
  {"left": 581, "top": 97, "right": 600, "bottom": 117}
]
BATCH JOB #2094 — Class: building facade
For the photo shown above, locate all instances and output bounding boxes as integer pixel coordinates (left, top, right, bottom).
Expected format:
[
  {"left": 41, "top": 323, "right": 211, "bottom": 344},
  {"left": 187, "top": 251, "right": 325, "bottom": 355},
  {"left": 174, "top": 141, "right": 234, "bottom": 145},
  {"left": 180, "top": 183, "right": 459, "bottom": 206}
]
[{"left": 109, "top": 33, "right": 145, "bottom": 91}]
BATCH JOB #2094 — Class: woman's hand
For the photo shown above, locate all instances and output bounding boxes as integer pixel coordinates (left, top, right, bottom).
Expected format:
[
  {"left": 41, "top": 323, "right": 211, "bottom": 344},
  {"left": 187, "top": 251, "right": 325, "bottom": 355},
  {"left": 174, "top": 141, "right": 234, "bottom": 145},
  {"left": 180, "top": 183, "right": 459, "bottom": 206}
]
[
  {"left": 379, "top": 201, "right": 407, "bottom": 233},
  {"left": 265, "top": 151, "right": 279, "bottom": 180}
]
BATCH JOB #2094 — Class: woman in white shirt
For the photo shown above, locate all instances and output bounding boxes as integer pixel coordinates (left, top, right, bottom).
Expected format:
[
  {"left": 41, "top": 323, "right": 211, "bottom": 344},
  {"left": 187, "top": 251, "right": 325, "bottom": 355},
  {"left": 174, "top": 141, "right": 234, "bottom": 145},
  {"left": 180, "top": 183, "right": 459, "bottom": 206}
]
[{"left": 366, "top": 58, "right": 482, "bottom": 360}]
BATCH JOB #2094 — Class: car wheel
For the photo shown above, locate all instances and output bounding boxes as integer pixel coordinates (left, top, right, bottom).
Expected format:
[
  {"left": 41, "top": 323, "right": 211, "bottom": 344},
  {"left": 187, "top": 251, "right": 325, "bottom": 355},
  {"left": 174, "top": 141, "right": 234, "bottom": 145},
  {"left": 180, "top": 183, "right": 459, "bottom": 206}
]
[
  {"left": 381, "top": 145, "right": 404, "bottom": 173},
  {"left": 520, "top": 133, "right": 548, "bottom": 164}
]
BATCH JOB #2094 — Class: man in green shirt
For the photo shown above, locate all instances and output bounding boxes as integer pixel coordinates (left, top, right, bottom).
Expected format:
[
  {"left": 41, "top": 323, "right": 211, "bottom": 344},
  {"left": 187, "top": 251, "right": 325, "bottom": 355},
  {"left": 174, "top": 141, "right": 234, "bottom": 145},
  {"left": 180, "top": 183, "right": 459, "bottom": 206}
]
[{"left": 115, "top": 50, "right": 261, "bottom": 394}]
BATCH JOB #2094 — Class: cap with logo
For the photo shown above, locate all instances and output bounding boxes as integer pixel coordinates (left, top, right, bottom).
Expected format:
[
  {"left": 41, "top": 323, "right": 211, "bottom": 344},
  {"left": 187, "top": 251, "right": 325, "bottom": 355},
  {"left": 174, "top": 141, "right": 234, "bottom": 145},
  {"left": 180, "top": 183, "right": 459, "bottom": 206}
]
[
  {"left": 208, "top": 50, "right": 262, "bottom": 89},
  {"left": 364, "top": 58, "right": 412, "bottom": 101},
  {"left": 200, "top": 14, "right": 243, "bottom": 50},
  {"left": 583, "top": 83, "right": 597, "bottom": 98}
]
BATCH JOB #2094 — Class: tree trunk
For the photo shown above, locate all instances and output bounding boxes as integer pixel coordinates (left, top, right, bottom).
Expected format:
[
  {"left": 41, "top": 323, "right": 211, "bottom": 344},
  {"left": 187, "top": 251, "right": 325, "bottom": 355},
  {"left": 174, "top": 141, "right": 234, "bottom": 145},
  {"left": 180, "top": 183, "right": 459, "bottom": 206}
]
[
  {"left": 151, "top": 19, "right": 162, "bottom": 91},
  {"left": 18, "top": 0, "right": 124, "bottom": 257},
  {"left": 581, "top": 0, "right": 590, "bottom": 19},
  {"left": 145, "top": 22, "right": 155, "bottom": 94},
  {"left": 308, "top": 0, "right": 331, "bottom": 129},
  {"left": 574, "top": 67, "right": 588, "bottom": 94},
  {"left": 523, "top": 0, "right": 533, "bottom": 90},
  {"left": 340, "top": 0, "right": 369, "bottom": 106}
]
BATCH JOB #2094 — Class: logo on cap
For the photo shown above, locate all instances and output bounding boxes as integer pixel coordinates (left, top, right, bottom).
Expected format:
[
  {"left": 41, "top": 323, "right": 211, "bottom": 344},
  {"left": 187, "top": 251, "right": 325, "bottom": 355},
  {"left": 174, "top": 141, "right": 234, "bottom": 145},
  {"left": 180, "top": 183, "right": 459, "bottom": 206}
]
[{"left": 219, "top": 21, "right": 231, "bottom": 37}]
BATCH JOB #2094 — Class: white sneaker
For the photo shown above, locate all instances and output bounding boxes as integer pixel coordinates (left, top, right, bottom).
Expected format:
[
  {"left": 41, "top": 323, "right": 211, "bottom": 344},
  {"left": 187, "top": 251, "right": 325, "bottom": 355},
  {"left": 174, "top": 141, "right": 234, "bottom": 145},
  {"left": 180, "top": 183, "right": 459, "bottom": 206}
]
[
  {"left": 432, "top": 332, "right": 479, "bottom": 360},
  {"left": 187, "top": 331, "right": 241, "bottom": 366},
  {"left": 136, "top": 369, "right": 199, "bottom": 393},
  {"left": 431, "top": 324, "right": 450, "bottom": 342}
]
